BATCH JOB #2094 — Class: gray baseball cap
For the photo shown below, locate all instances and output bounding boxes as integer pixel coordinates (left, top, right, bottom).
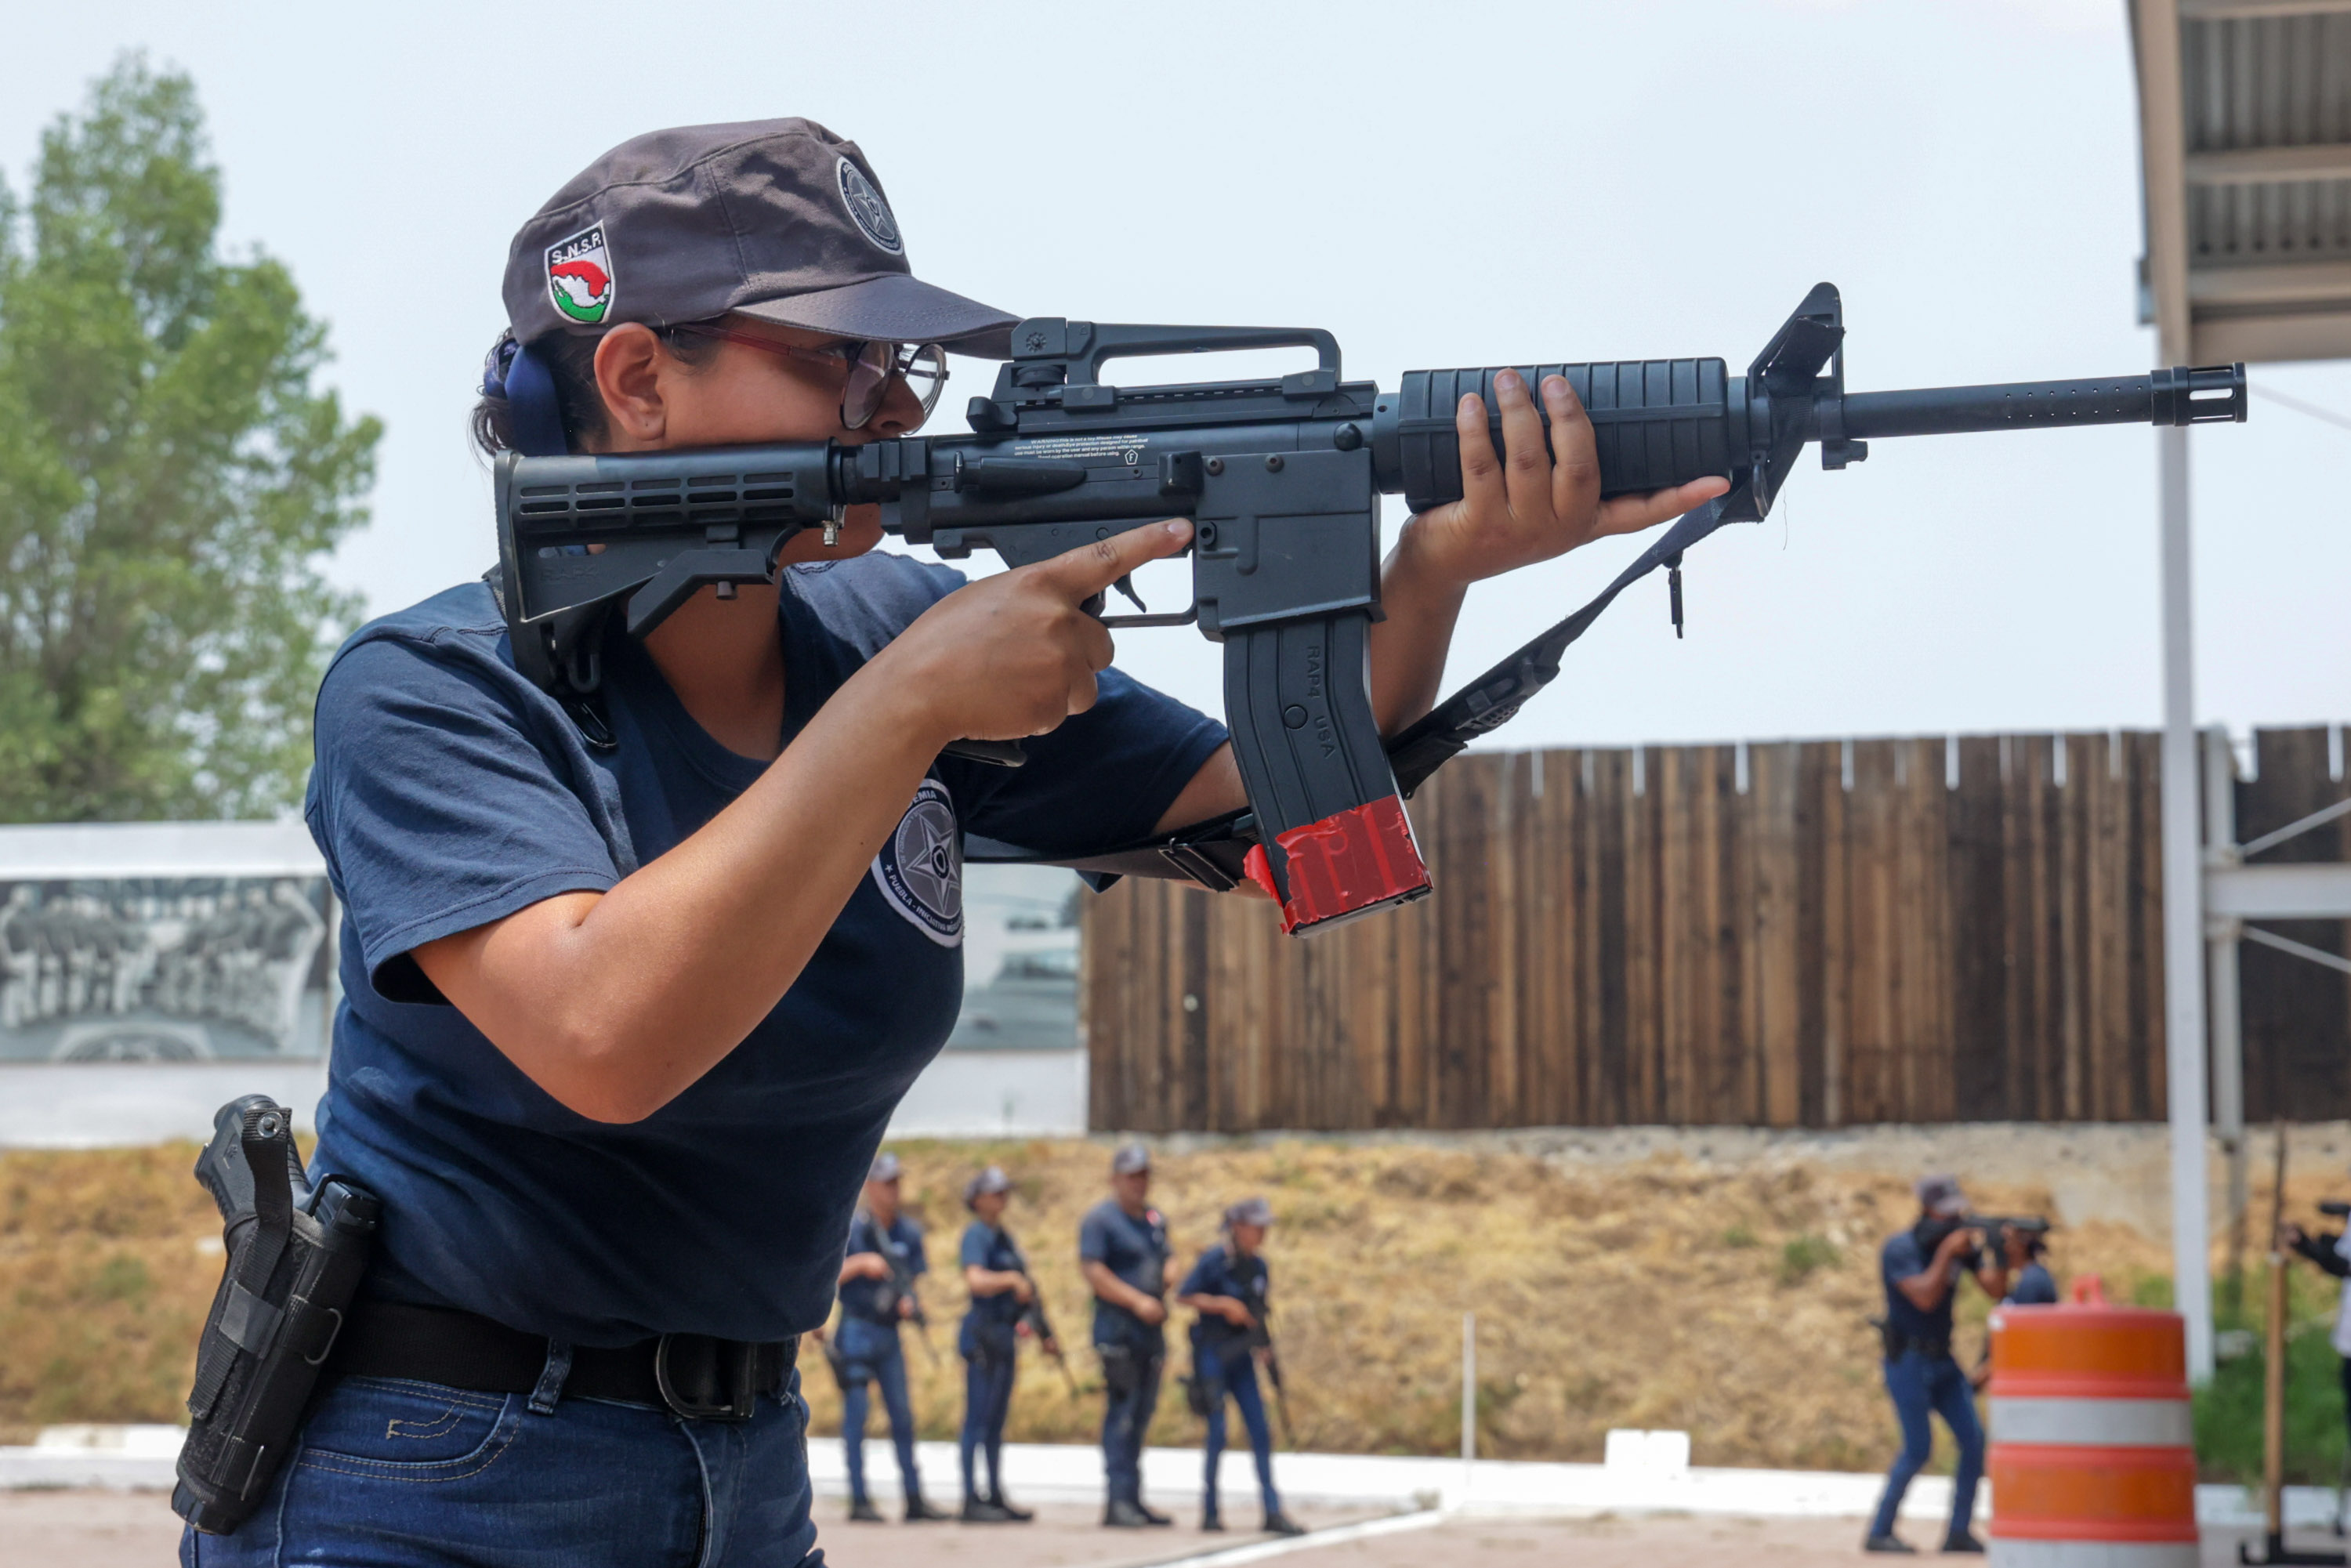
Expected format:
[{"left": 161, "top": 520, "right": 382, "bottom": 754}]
[
  {"left": 869, "top": 1152, "right": 904, "bottom": 1183},
  {"left": 1111, "top": 1143, "right": 1152, "bottom": 1175},
  {"left": 965, "top": 1166, "right": 1012, "bottom": 1205},
  {"left": 1224, "top": 1197, "right": 1273, "bottom": 1229},
  {"left": 502, "top": 118, "right": 1018, "bottom": 356},
  {"left": 1914, "top": 1173, "right": 1968, "bottom": 1217}
]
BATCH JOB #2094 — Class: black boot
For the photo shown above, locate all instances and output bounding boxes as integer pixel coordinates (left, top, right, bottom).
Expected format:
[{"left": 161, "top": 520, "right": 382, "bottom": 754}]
[
  {"left": 1135, "top": 1501, "right": 1173, "bottom": 1526},
  {"left": 960, "top": 1497, "right": 1013, "bottom": 1523},
  {"left": 1201, "top": 1507, "right": 1225, "bottom": 1532},
  {"left": 988, "top": 1491, "right": 1034, "bottom": 1523},
  {"left": 1864, "top": 1534, "right": 1917, "bottom": 1554},
  {"left": 847, "top": 1497, "right": 883, "bottom": 1523},
  {"left": 1264, "top": 1510, "right": 1306, "bottom": 1537},
  {"left": 1104, "top": 1499, "right": 1152, "bottom": 1528},
  {"left": 904, "top": 1493, "right": 950, "bottom": 1523}
]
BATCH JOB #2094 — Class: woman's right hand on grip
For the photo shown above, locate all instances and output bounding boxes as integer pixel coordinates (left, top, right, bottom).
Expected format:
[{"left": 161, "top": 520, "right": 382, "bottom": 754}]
[{"left": 881, "top": 520, "right": 1194, "bottom": 748}]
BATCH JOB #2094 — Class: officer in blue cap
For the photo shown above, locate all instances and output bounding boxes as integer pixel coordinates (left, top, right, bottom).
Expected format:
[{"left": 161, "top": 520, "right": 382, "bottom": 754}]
[
  {"left": 1177, "top": 1197, "right": 1303, "bottom": 1537},
  {"left": 1080, "top": 1143, "right": 1177, "bottom": 1527},
  {"left": 835, "top": 1152, "right": 942, "bottom": 1523},
  {"left": 955, "top": 1164, "right": 1043, "bottom": 1523},
  {"left": 226, "top": 100, "right": 1717, "bottom": 1568}
]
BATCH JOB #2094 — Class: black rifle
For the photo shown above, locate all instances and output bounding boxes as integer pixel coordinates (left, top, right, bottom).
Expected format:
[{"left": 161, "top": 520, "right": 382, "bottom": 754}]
[
  {"left": 868, "top": 1224, "right": 938, "bottom": 1366},
  {"left": 494, "top": 283, "right": 2245, "bottom": 933},
  {"left": 1002, "top": 1229, "right": 1080, "bottom": 1398},
  {"left": 1241, "top": 1271, "right": 1295, "bottom": 1450}
]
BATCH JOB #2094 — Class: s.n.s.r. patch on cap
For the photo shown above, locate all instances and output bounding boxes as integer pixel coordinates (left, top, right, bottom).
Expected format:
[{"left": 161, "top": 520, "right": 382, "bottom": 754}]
[
  {"left": 545, "top": 223, "right": 616, "bottom": 325},
  {"left": 835, "top": 157, "right": 903, "bottom": 256}
]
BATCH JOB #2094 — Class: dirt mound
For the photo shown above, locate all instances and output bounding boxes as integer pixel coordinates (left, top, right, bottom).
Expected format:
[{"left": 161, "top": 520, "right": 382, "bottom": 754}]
[{"left": 0, "top": 1133, "right": 2186, "bottom": 1466}]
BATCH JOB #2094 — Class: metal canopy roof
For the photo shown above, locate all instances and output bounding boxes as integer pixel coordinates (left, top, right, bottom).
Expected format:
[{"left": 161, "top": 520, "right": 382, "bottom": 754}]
[{"left": 2135, "top": 0, "right": 2351, "bottom": 364}]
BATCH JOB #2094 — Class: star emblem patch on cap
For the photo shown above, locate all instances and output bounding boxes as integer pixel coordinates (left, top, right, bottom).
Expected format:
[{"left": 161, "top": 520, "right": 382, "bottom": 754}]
[
  {"left": 835, "top": 157, "right": 903, "bottom": 256},
  {"left": 545, "top": 223, "right": 615, "bottom": 325}
]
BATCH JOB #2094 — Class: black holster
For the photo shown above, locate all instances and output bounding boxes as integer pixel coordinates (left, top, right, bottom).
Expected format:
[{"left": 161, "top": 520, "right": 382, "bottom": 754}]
[
  {"left": 1869, "top": 1315, "right": 1951, "bottom": 1362},
  {"left": 1099, "top": 1342, "right": 1158, "bottom": 1397},
  {"left": 173, "top": 1095, "right": 379, "bottom": 1535},
  {"left": 819, "top": 1334, "right": 852, "bottom": 1392}
]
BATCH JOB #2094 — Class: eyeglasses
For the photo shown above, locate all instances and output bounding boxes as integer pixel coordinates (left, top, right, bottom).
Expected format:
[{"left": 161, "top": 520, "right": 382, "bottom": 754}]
[{"left": 672, "top": 323, "right": 947, "bottom": 430}]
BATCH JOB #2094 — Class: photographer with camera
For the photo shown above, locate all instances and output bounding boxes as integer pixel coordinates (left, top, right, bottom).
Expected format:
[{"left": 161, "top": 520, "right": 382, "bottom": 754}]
[
  {"left": 1998, "top": 1220, "right": 2058, "bottom": 1307},
  {"left": 1866, "top": 1175, "right": 2009, "bottom": 1555},
  {"left": 2279, "top": 1195, "right": 2351, "bottom": 1466}
]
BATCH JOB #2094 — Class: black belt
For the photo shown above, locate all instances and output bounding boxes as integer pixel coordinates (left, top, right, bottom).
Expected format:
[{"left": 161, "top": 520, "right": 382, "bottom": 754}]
[{"left": 328, "top": 1299, "right": 796, "bottom": 1422}]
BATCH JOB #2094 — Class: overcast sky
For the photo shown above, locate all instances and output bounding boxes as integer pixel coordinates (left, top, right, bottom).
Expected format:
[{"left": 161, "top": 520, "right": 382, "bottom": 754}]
[{"left": 9, "top": 0, "right": 2347, "bottom": 754}]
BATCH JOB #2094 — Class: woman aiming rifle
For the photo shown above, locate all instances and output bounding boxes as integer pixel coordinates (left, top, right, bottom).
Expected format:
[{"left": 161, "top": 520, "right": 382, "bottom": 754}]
[{"left": 197, "top": 116, "right": 1723, "bottom": 1567}]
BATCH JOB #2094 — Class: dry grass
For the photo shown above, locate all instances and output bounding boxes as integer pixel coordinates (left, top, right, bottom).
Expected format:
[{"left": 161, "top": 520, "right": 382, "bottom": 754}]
[
  {"left": 1, "top": 1135, "right": 2183, "bottom": 1466},
  {"left": 799, "top": 1137, "right": 2176, "bottom": 1468},
  {"left": 0, "top": 1143, "right": 219, "bottom": 1444}
]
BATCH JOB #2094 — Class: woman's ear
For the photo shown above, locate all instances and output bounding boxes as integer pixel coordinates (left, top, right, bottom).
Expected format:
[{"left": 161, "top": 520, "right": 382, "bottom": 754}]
[{"left": 593, "top": 324, "right": 668, "bottom": 448}]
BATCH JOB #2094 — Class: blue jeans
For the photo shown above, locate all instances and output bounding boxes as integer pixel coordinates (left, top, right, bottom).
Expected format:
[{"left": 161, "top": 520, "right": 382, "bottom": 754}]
[
  {"left": 180, "top": 1368, "right": 820, "bottom": 1567},
  {"left": 1195, "top": 1338, "right": 1280, "bottom": 1517},
  {"left": 1869, "top": 1351, "right": 1983, "bottom": 1541},
  {"left": 835, "top": 1317, "right": 920, "bottom": 1504},
  {"left": 1096, "top": 1334, "right": 1164, "bottom": 1506},
  {"left": 958, "top": 1316, "right": 1017, "bottom": 1501}
]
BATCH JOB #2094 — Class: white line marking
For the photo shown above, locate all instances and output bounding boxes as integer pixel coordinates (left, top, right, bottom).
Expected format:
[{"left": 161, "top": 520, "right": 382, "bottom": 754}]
[{"left": 1139, "top": 1510, "right": 1448, "bottom": 1568}]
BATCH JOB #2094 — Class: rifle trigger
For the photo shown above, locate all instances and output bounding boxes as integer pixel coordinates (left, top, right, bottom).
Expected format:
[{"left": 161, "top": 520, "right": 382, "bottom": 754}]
[
  {"left": 1665, "top": 552, "right": 1685, "bottom": 639},
  {"left": 1112, "top": 574, "right": 1147, "bottom": 614}
]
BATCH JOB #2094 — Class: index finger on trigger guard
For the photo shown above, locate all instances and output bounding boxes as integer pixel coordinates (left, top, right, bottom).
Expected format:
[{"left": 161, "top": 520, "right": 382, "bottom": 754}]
[{"left": 1045, "top": 518, "right": 1193, "bottom": 596}]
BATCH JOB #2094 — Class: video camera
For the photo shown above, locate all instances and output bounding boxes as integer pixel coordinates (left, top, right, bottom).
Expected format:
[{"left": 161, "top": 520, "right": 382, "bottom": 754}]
[{"left": 1968, "top": 1214, "right": 2051, "bottom": 1260}]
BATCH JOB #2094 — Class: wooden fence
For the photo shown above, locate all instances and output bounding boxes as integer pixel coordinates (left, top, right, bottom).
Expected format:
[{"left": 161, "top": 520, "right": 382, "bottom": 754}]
[{"left": 1080, "top": 726, "right": 2351, "bottom": 1132}]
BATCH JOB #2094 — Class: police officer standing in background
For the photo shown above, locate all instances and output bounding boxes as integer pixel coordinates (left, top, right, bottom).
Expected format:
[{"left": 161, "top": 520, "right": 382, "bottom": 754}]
[
  {"left": 835, "top": 1153, "right": 946, "bottom": 1524},
  {"left": 1177, "top": 1197, "right": 1303, "bottom": 1537},
  {"left": 2002, "top": 1225, "right": 2059, "bottom": 1306},
  {"left": 957, "top": 1166, "right": 1043, "bottom": 1524},
  {"left": 1867, "top": 1174, "right": 2007, "bottom": 1555},
  {"left": 1080, "top": 1143, "right": 1179, "bottom": 1527}
]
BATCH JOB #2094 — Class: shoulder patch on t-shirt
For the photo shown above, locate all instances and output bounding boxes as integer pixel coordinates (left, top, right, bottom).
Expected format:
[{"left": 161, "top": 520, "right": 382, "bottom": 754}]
[{"left": 871, "top": 778, "right": 963, "bottom": 947}]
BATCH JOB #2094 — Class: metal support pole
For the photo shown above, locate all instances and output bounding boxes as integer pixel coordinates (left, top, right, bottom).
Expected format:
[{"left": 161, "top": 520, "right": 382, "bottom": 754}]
[
  {"left": 2206, "top": 727, "right": 2248, "bottom": 1321},
  {"left": 1461, "top": 1310, "right": 1476, "bottom": 1498},
  {"left": 2160, "top": 424, "right": 2215, "bottom": 1383}
]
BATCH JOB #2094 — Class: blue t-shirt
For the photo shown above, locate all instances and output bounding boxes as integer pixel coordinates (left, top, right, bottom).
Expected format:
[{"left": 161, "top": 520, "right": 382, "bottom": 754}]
[
  {"left": 960, "top": 1220, "right": 1027, "bottom": 1327},
  {"left": 1079, "top": 1198, "right": 1170, "bottom": 1345},
  {"left": 1179, "top": 1242, "right": 1268, "bottom": 1349},
  {"left": 840, "top": 1211, "right": 927, "bottom": 1327},
  {"left": 2008, "top": 1261, "right": 2059, "bottom": 1305},
  {"left": 303, "top": 557, "right": 1224, "bottom": 1345},
  {"left": 1880, "top": 1227, "right": 1962, "bottom": 1347}
]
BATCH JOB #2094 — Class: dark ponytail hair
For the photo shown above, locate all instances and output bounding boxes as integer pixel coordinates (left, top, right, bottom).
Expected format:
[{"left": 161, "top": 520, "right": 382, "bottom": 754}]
[{"left": 472, "top": 324, "right": 723, "bottom": 458}]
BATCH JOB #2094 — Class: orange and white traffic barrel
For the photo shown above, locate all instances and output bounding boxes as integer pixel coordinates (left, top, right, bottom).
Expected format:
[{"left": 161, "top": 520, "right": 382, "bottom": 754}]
[{"left": 1987, "top": 1277, "right": 2198, "bottom": 1568}]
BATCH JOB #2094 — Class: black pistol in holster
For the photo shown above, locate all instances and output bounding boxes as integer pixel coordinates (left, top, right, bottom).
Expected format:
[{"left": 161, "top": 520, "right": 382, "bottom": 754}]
[
  {"left": 491, "top": 284, "right": 2245, "bottom": 936},
  {"left": 174, "top": 1095, "right": 379, "bottom": 1535}
]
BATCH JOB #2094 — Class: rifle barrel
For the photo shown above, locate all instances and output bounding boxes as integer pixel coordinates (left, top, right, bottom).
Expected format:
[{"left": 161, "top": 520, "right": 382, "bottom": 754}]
[{"left": 1838, "top": 364, "right": 2244, "bottom": 440}]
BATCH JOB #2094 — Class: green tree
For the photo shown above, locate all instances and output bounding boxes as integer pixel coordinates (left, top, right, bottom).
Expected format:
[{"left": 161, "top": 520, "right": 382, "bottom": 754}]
[{"left": 0, "top": 56, "right": 379, "bottom": 822}]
